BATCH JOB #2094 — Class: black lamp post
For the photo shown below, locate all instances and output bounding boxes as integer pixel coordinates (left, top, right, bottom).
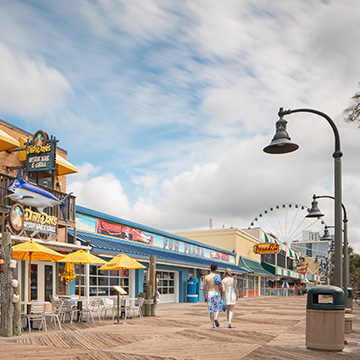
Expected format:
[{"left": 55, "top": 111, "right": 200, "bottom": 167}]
[
  {"left": 264, "top": 107, "right": 343, "bottom": 288},
  {"left": 306, "top": 194, "right": 349, "bottom": 294}
]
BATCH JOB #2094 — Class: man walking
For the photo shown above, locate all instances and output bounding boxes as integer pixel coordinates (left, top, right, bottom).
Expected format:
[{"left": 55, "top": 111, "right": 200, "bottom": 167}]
[{"left": 204, "top": 263, "right": 223, "bottom": 328}]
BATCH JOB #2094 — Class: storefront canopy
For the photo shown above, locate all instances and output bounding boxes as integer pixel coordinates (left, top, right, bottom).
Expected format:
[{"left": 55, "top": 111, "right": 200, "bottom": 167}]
[
  {"left": 0, "top": 128, "right": 19, "bottom": 151},
  {"left": 238, "top": 256, "right": 275, "bottom": 277},
  {"left": 56, "top": 154, "right": 78, "bottom": 175},
  {"left": 261, "top": 262, "right": 304, "bottom": 280},
  {"left": 68, "top": 230, "right": 249, "bottom": 275}
]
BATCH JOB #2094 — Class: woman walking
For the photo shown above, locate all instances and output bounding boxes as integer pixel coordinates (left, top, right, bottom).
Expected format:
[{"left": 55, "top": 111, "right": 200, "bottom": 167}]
[{"left": 221, "top": 268, "right": 239, "bottom": 328}]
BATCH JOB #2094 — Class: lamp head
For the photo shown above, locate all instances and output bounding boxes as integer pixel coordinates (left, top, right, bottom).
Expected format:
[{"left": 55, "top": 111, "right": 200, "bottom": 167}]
[
  {"left": 263, "top": 114, "right": 299, "bottom": 154},
  {"left": 320, "top": 226, "right": 332, "bottom": 241},
  {"left": 306, "top": 199, "right": 324, "bottom": 218}
]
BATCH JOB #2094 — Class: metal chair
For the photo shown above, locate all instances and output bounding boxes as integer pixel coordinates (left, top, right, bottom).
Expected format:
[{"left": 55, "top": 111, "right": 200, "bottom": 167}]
[
  {"left": 60, "top": 299, "right": 79, "bottom": 323},
  {"left": 126, "top": 297, "right": 144, "bottom": 319},
  {"left": 27, "top": 302, "right": 47, "bottom": 333},
  {"left": 101, "top": 297, "right": 114, "bottom": 319},
  {"left": 45, "top": 299, "right": 63, "bottom": 330},
  {"left": 89, "top": 298, "right": 103, "bottom": 322},
  {"left": 80, "top": 299, "right": 98, "bottom": 323}
]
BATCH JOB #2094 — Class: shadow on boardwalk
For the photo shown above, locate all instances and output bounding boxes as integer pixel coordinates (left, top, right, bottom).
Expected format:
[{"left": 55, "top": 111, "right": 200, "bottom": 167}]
[{"left": 0, "top": 296, "right": 359, "bottom": 360}]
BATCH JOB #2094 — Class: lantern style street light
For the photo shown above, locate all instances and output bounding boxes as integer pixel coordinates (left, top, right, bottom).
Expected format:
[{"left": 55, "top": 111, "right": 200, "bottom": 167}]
[
  {"left": 264, "top": 107, "right": 343, "bottom": 288},
  {"left": 307, "top": 194, "right": 349, "bottom": 295}
]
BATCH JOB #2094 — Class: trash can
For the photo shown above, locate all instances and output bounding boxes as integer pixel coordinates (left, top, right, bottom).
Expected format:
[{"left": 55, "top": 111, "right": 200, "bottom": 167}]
[
  {"left": 187, "top": 278, "right": 199, "bottom": 303},
  {"left": 306, "top": 285, "right": 345, "bottom": 351},
  {"left": 346, "top": 288, "right": 353, "bottom": 311}
]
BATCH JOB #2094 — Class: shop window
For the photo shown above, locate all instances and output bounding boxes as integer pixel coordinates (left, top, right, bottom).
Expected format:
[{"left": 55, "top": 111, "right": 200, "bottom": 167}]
[
  {"left": 75, "top": 264, "right": 130, "bottom": 297},
  {"left": 156, "top": 271, "right": 175, "bottom": 295},
  {"left": 261, "top": 253, "right": 275, "bottom": 265}
]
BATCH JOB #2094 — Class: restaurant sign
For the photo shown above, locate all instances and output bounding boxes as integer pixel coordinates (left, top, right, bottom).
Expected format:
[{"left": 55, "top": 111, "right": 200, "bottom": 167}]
[
  {"left": 25, "top": 130, "right": 57, "bottom": 174},
  {"left": 9, "top": 203, "right": 57, "bottom": 235},
  {"left": 253, "top": 243, "right": 280, "bottom": 254}
]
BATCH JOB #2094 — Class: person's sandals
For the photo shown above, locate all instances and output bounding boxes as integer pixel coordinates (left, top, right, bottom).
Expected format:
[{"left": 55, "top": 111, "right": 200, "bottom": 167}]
[{"left": 214, "top": 320, "right": 220, "bottom": 328}]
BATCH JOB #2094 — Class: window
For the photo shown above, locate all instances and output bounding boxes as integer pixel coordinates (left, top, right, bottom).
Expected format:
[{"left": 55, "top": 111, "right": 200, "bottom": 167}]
[
  {"left": 44, "top": 265, "right": 53, "bottom": 302},
  {"left": 156, "top": 271, "right": 175, "bottom": 295},
  {"left": 75, "top": 264, "right": 130, "bottom": 297}
]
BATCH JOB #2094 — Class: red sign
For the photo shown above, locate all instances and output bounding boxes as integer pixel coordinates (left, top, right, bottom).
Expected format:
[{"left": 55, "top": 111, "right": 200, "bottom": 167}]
[{"left": 253, "top": 243, "right": 279, "bottom": 254}]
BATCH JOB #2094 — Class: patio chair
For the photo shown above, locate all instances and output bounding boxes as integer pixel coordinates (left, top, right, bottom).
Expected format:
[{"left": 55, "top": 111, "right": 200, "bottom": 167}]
[
  {"left": 80, "top": 299, "right": 98, "bottom": 323},
  {"left": 49, "top": 294, "right": 59, "bottom": 302},
  {"left": 101, "top": 297, "right": 114, "bottom": 319},
  {"left": 27, "top": 302, "right": 47, "bottom": 333},
  {"left": 112, "top": 297, "right": 128, "bottom": 320},
  {"left": 60, "top": 299, "right": 79, "bottom": 323},
  {"left": 89, "top": 298, "right": 103, "bottom": 322},
  {"left": 45, "top": 299, "right": 63, "bottom": 330},
  {"left": 126, "top": 297, "right": 144, "bottom": 319}
]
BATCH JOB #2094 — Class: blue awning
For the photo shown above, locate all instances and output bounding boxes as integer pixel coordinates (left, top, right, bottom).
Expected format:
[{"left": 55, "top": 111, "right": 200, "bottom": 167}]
[{"left": 69, "top": 230, "right": 249, "bottom": 274}]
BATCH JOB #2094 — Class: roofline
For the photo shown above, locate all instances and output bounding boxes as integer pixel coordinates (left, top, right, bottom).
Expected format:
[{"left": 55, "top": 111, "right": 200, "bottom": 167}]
[
  {"left": 76, "top": 205, "right": 237, "bottom": 256},
  {"left": 0, "top": 118, "right": 68, "bottom": 155}
]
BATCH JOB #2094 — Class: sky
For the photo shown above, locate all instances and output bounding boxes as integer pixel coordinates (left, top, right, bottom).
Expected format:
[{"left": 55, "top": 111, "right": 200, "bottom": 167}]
[{"left": 1, "top": 0, "right": 360, "bottom": 253}]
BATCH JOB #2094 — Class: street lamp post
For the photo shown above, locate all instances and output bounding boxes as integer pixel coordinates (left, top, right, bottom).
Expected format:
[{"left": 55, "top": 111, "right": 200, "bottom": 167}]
[
  {"left": 263, "top": 107, "right": 343, "bottom": 288},
  {"left": 307, "top": 194, "right": 349, "bottom": 294}
]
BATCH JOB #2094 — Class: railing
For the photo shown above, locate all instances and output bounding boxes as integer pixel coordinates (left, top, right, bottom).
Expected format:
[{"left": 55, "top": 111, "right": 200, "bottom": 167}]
[
  {"left": 0, "top": 172, "right": 76, "bottom": 227},
  {"left": 263, "top": 288, "right": 295, "bottom": 296}
]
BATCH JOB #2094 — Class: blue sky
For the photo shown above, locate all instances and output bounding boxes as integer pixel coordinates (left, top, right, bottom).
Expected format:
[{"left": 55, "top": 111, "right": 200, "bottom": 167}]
[{"left": 1, "top": 0, "right": 360, "bottom": 252}]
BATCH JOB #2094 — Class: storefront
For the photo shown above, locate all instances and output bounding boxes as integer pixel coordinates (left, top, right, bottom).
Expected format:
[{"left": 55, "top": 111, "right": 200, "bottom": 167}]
[
  {"left": 69, "top": 206, "right": 249, "bottom": 303},
  {"left": 0, "top": 121, "right": 79, "bottom": 303},
  {"left": 238, "top": 256, "right": 275, "bottom": 297}
]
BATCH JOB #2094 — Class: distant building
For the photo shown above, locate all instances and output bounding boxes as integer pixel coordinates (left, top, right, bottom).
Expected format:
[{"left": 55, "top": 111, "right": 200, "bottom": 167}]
[{"left": 290, "top": 238, "right": 332, "bottom": 258}]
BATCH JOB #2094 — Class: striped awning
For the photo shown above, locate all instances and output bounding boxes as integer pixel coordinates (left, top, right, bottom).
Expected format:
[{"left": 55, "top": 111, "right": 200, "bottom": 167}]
[
  {"left": 289, "top": 248, "right": 300, "bottom": 260},
  {"left": 264, "top": 233, "right": 283, "bottom": 251}
]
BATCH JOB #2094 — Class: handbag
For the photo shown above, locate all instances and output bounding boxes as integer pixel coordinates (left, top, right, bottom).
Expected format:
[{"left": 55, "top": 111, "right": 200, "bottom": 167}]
[{"left": 221, "top": 298, "right": 226, "bottom": 312}]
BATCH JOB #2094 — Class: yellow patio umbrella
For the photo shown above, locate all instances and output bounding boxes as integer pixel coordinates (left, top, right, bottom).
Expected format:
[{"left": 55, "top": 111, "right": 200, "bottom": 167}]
[
  {"left": 63, "top": 262, "right": 76, "bottom": 295},
  {"left": 99, "top": 253, "right": 146, "bottom": 288},
  {"left": 12, "top": 239, "right": 65, "bottom": 302},
  {"left": 99, "top": 253, "right": 146, "bottom": 322},
  {"left": 57, "top": 250, "right": 106, "bottom": 298}
]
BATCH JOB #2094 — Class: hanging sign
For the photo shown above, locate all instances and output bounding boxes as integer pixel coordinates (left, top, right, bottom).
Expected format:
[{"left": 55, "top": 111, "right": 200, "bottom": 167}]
[
  {"left": 253, "top": 243, "right": 280, "bottom": 254},
  {"left": 25, "top": 130, "right": 57, "bottom": 174}
]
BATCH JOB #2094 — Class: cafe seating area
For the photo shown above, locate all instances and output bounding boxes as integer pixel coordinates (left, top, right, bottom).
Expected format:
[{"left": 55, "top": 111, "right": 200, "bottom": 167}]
[{"left": 21, "top": 296, "right": 144, "bottom": 333}]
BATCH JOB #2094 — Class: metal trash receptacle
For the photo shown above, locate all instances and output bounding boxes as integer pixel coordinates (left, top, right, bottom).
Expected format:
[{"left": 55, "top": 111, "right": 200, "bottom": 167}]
[
  {"left": 306, "top": 285, "right": 345, "bottom": 351},
  {"left": 187, "top": 278, "right": 199, "bottom": 303}
]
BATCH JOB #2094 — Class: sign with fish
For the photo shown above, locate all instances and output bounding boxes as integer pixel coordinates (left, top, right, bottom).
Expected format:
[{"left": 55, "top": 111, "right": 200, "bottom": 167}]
[{"left": 6, "top": 169, "right": 72, "bottom": 221}]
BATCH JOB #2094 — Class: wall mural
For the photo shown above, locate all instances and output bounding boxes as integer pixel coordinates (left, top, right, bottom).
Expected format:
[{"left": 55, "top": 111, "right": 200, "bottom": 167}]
[{"left": 76, "top": 213, "right": 235, "bottom": 264}]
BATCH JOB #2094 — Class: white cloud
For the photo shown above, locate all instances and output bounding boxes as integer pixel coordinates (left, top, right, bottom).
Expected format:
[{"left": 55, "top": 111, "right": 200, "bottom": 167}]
[
  {"left": 0, "top": 43, "right": 72, "bottom": 118},
  {"left": 2, "top": 0, "right": 360, "bottom": 255}
]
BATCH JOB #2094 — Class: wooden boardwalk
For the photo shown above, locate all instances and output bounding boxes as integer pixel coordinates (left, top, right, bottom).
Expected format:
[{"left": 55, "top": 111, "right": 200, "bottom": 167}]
[{"left": 0, "top": 296, "right": 359, "bottom": 360}]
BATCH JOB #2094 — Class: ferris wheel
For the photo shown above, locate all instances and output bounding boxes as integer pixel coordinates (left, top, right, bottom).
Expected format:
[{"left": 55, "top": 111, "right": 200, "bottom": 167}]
[{"left": 248, "top": 203, "right": 326, "bottom": 243}]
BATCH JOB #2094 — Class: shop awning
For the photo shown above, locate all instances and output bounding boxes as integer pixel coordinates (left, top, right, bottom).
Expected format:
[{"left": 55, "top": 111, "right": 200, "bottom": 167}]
[
  {"left": 264, "top": 232, "right": 283, "bottom": 251},
  {"left": 0, "top": 128, "right": 19, "bottom": 151},
  {"left": 288, "top": 248, "right": 300, "bottom": 260},
  {"left": 68, "top": 230, "right": 249, "bottom": 274},
  {"left": 238, "top": 256, "right": 275, "bottom": 277},
  {"left": 56, "top": 154, "right": 78, "bottom": 175},
  {"left": 261, "top": 262, "right": 304, "bottom": 280}
]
